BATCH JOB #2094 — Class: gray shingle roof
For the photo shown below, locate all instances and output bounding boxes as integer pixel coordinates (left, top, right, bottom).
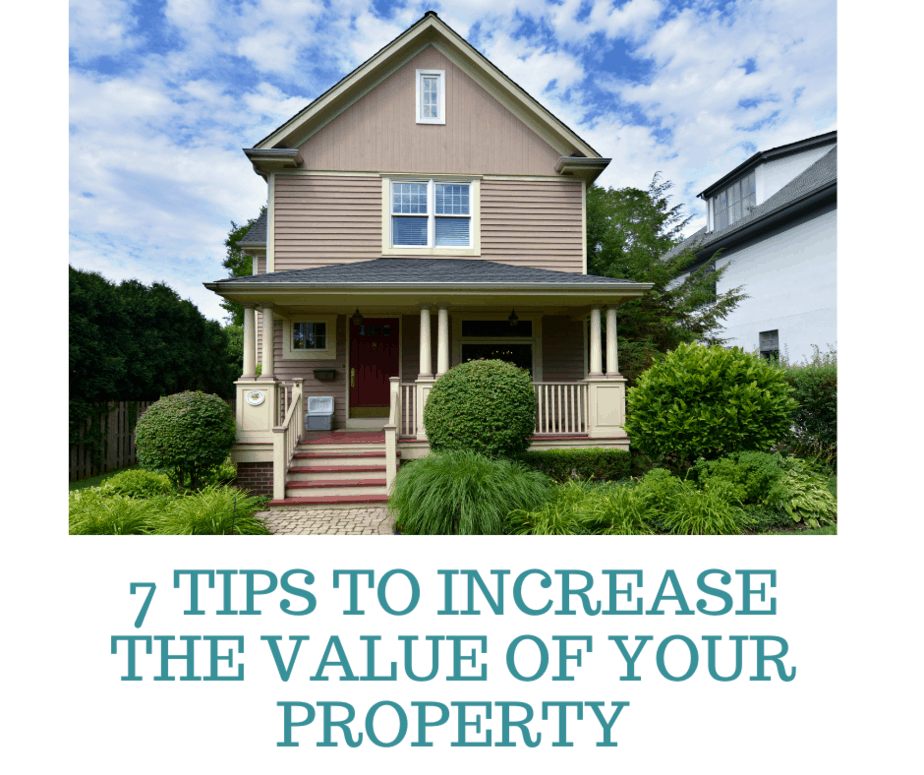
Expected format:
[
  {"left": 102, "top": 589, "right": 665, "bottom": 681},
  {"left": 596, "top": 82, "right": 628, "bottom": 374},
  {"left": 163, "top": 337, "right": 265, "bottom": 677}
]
[
  {"left": 213, "top": 258, "right": 639, "bottom": 285},
  {"left": 664, "top": 145, "right": 837, "bottom": 260},
  {"left": 239, "top": 210, "right": 267, "bottom": 244}
]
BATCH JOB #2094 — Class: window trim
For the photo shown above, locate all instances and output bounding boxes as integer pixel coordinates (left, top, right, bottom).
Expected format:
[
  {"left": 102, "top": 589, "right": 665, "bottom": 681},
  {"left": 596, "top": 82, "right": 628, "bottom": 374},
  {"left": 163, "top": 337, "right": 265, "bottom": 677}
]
[
  {"left": 416, "top": 69, "right": 445, "bottom": 125},
  {"left": 452, "top": 313, "right": 543, "bottom": 380},
  {"left": 281, "top": 314, "right": 337, "bottom": 360},
  {"left": 381, "top": 175, "right": 481, "bottom": 256},
  {"left": 712, "top": 170, "right": 756, "bottom": 232}
]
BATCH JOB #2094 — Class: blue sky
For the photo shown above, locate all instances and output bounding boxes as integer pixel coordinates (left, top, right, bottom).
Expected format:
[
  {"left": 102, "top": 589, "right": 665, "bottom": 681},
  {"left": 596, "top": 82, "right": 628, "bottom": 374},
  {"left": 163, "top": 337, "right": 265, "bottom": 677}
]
[{"left": 69, "top": 0, "right": 836, "bottom": 321}]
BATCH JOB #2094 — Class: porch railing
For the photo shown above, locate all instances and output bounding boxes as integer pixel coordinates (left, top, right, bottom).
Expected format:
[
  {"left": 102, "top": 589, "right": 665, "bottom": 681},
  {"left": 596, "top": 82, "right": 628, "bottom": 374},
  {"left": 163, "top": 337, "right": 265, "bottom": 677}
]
[
  {"left": 272, "top": 379, "right": 303, "bottom": 500},
  {"left": 400, "top": 382, "right": 417, "bottom": 438},
  {"left": 533, "top": 382, "right": 589, "bottom": 435}
]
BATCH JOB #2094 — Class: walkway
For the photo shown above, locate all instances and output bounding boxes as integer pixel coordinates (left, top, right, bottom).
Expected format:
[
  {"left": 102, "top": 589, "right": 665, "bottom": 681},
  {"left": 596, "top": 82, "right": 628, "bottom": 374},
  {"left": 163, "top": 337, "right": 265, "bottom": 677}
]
[{"left": 258, "top": 503, "right": 396, "bottom": 535}]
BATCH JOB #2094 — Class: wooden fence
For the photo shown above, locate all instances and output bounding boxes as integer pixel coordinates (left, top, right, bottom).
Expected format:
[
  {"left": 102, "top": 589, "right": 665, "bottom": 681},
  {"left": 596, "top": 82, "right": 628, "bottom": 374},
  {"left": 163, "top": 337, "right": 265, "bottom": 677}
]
[{"left": 69, "top": 398, "right": 237, "bottom": 481}]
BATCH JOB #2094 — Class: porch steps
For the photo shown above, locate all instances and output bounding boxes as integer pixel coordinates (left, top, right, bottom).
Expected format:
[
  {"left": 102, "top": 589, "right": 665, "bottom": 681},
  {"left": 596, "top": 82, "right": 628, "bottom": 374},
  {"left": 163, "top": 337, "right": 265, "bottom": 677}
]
[{"left": 269, "top": 432, "right": 395, "bottom": 506}]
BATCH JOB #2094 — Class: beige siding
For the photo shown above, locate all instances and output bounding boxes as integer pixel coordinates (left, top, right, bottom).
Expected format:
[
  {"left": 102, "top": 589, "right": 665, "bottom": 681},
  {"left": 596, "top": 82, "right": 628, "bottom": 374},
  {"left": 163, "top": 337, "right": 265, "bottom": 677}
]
[
  {"left": 273, "top": 176, "right": 584, "bottom": 274},
  {"left": 274, "top": 175, "right": 382, "bottom": 271},
  {"left": 481, "top": 179, "right": 583, "bottom": 273},
  {"left": 299, "top": 46, "right": 562, "bottom": 176},
  {"left": 271, "top": 315, "right": 349, "bottom": 428},
  {"left": 542, "top": 316, "right": 586, "bottom": 382}
]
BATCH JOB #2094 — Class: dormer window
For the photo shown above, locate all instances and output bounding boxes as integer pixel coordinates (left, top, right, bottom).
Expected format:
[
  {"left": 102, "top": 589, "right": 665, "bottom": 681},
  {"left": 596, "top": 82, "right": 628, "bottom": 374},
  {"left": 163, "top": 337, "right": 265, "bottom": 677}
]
[
  {"left": 416, "top": 69, "right": 445, "bottom": 124},
  {"left": 713, "top": 171, "right": 756, "bottom": 230}
]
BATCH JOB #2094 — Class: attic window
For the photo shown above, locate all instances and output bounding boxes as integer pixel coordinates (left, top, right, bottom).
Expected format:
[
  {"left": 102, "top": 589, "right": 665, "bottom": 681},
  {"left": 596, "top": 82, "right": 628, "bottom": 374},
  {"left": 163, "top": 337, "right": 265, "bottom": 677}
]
[
  {"left": 713, "top": 171, "right": 756, "bottom": 230},
  {"left": 416, "top": 69, "right": 445, "bottom": 125}
]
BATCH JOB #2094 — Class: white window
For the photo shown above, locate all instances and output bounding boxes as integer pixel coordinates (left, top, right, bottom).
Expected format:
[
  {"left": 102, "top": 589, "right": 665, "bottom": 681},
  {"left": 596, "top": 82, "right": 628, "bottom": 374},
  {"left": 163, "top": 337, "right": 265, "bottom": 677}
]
[
  {"left": 713, "top": 171, "right": 756, "bottom": 230},
  {"left": 759, "top": 329, "right": 780, "bottom": 362},
  {"left": 416, "top": 69, "right": 445, "bottom": 124},
  {"left": 391, "top": 179, "right": 471, "bottom": 248},
  {"left": 283, "top": 315, "right": 337, "bottom": 360}
]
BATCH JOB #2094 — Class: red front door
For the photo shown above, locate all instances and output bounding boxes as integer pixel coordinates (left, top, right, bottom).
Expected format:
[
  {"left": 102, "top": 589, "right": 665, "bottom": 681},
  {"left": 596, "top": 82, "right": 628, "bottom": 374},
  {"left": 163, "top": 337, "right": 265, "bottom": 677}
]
[{"left": 349, "top": 317, "right": 400, "bottom": 409}]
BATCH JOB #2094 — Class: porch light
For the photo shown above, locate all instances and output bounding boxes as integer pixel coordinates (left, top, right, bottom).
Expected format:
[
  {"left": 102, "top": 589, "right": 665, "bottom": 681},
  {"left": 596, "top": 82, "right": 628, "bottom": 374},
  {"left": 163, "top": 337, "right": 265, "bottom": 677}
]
[
  {"left": 508, "top": 309, "right": 519, "bottom": 327},
  {"left": 351, "top": 308, "right": 363, "bottom": 326}
]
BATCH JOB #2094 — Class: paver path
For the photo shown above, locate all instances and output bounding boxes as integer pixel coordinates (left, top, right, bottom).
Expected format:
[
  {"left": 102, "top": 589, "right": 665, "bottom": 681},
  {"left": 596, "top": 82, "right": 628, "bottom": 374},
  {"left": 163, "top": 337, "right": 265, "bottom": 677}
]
[{"left": 259, "top": 504, "right": 396, "bottom": 535}]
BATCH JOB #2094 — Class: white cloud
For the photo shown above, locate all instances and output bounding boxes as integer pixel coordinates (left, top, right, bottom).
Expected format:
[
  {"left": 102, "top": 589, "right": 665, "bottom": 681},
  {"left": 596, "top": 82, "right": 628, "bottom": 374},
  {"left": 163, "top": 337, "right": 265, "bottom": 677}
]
[{"left": 69, "top": 0, "right": 139, "bottom": 60}]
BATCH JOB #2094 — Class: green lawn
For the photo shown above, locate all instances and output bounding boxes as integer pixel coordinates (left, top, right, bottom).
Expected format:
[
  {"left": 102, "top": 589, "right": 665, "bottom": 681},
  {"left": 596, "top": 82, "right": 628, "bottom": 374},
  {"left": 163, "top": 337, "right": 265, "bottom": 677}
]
[{"left": 69, "top": 464, "right": 140, "bottom": 491}]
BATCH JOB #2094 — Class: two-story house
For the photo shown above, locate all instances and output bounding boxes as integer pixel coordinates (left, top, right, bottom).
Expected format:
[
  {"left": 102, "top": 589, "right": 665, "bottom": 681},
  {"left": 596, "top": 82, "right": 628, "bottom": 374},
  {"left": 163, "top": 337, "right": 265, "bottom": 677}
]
[
  {"left": 205, "top": 11, "right": 652, "bottom": 504},
  {"left": 665, "top": 131, "right": 837, "bottom": 363}
]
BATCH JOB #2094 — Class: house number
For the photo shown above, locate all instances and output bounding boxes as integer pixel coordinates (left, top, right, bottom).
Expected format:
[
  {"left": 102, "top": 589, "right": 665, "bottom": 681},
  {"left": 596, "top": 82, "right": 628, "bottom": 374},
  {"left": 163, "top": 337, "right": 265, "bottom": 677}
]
[{"left": 245, "top": 390, "right": 265, "bottom": 406}]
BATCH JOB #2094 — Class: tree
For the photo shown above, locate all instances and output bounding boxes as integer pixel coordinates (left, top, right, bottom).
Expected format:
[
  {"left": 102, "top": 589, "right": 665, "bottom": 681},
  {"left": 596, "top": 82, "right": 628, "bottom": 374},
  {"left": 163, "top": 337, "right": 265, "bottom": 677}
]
[
  {"left": 220, "top": 207, "right": 266, "bottom": 325},
  {"left": 587, "top": 174, "right": 747, "bottom": 383}
]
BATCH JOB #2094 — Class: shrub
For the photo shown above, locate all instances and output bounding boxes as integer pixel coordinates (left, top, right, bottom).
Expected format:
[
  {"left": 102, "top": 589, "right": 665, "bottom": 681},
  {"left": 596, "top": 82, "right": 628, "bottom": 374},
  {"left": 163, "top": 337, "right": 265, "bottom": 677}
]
[
  {"left": 768, "top": 461, "right": 838, "bottom": 528},
  {"left": 779, "top": 346, "right": 837, "bottom": 465},
  {"left": 135, "top": 391, "right": 236, "bottom": 490},
  {"left": 391, "top": 450, "right": 552, "bottom": 535},
  {"left": 69, "top": 490, "right": 158, "bottom": 535},
  {"left": 634, "top": 468, "right": 686, "bottom": 513},
  {"left": 692, "top": 451, "right": 787, "bottom": 506},
  {"left": 155, "top": 486, "right": 270, "bottom": 535},
  {"left": 517, "top": 448, "right": 631, "bottom": 482},
  {"left": 101, "top": 469, "right": 173, "bottom": 498},
  {"left": 659, "top": 488, "right": 744, "bottom": 535},
  {"left": 200, "top": 457, "right": 237, "bottom": 487},
  {"left": 423, "top": 360, "right": 537, "bottom": 458},
  {"left": 624, "top": 343, "right": 796, "bottom": 470}
]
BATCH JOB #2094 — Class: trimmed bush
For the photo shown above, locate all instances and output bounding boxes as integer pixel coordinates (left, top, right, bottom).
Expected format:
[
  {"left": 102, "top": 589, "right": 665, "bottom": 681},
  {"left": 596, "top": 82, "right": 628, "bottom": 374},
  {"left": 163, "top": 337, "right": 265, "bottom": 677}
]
[
  {"left": 390, "top": 450, "right": 552, "bottom": 535},
  {"left": 423, "top": 360, "right": 537, "bottom": 458},
  {"left": 625, "top": 343, "right": 796, "bottom": 470},
  {"left": 135, "top": 391, "right": 236, "bottom": 490},
  {"left": 101, "top": 469, "right": 173, "bottom": 498},
  {"left": 155, "top": 486, "right": 270, "bottom": 535},
  {"left": 518, "top": 448, "right": 631, "bottom": 482},
  {"left": 780, "top": 346, "right": 837, "bottom": 464}
]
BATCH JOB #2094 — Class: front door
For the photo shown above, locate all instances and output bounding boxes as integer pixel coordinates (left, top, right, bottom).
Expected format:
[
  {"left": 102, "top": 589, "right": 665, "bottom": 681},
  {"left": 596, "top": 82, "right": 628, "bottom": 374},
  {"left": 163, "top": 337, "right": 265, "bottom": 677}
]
[{"left": 349, "top": 317, "right": 400, "bottom": 415}]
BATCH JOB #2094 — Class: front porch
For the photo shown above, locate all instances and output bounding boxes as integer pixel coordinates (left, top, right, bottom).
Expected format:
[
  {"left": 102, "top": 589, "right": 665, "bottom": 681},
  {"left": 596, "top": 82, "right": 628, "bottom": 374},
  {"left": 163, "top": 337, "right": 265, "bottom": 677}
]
[{"left": 204, "top": 258, "right": 650, "bottom": 503}]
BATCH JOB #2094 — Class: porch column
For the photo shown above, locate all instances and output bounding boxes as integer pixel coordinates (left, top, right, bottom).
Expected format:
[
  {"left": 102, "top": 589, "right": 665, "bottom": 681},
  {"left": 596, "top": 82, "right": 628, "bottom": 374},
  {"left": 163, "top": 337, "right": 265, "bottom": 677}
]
[
  {"left": 589, "top": 305, "right": 604, "bottom": 376},
  {"left": 605, "top": 305, "right": 619, "bottom": 377},
  {"left": 261, "top": 303, "right": 275, "bottom": 380},
  {"left": 418, "top": 304, "right": 433, "bottom": 378},
  {"left": 436, "top": 304, "right": 450, "bottom": 376},
  {"left": 242, "top": 304, "right": 257, "bottom": 379}
]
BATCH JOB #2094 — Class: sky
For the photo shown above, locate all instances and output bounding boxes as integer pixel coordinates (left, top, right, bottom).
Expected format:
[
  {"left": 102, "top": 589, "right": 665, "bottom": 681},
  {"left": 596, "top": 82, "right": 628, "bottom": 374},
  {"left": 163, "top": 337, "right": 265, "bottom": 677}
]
[{"left": 68, "top": 0, "right": 837, "bottom": 322}]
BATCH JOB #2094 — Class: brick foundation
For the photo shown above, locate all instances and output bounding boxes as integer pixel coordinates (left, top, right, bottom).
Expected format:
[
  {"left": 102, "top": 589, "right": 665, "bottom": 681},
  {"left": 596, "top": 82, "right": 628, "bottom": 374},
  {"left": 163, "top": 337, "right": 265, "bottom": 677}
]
[{"left": 236, "top": 462, "right": 274, "bottom": 497}]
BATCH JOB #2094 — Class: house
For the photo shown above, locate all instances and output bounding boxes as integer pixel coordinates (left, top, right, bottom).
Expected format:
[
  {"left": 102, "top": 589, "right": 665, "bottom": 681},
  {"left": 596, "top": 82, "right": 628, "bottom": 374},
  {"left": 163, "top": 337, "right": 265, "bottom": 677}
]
[
  {"left": 204, "top": 11, "right": 652, "bottom": 504},
  {"left": 666, "top": 131, "right": 837, "bottom": 363}
]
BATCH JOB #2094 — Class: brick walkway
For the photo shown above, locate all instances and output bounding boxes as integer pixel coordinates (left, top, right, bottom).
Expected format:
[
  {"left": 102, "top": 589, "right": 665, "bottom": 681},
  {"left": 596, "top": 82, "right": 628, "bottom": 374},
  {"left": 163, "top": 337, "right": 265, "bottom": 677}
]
[{"left": 258, "top": 504, "right": 396, "bottom": 535}]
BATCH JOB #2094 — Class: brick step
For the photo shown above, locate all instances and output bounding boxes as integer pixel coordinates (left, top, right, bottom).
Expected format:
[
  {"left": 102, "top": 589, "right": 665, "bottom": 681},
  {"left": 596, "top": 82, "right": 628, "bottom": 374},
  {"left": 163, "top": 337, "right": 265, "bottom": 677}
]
[
  {"left": 294, "top": 443, "right": 387, "bottom": 454},
  {"left": 287, "top": 479, "right": 387, "bottom": 489},
  {"left": 293, "top": 450, "right": 398, "bottom": 459},
  {"left": 268, "top": 495, "right": 390, "bottom": 506},
  {"left": 287, "top": 465, "right": 387, "bottom": 482}
]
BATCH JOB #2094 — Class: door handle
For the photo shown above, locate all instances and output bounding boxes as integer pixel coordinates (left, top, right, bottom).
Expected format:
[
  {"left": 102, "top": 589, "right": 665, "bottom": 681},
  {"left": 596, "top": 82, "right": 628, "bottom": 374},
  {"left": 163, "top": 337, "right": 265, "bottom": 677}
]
[{"left": 350, "top": 368, "right": 355, "bottom": 387}]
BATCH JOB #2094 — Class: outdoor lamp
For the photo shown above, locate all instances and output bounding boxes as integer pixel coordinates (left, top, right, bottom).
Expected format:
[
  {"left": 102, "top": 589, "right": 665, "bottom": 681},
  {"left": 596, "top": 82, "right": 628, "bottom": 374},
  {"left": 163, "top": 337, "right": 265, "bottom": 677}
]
[
  {"left": 351, "top": 308, "right": 363, "bottom": 326},
  {"left": 508, "top": 309, "right": 519, "bottom": 327}
]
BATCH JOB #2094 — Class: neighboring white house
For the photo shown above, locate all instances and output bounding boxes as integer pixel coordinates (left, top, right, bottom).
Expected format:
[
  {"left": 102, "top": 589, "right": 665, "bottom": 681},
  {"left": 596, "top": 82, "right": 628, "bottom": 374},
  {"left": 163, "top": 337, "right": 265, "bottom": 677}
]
[{"left": 666, "top": 131, "right": 837, "bottom": 363}]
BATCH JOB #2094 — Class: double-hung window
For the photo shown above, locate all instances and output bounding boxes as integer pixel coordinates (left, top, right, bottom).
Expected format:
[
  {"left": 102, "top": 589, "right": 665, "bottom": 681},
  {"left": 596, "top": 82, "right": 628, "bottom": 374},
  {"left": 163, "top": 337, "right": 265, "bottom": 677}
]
[{"left": 391, "top": 179, "right": 472, "bottom": 248}]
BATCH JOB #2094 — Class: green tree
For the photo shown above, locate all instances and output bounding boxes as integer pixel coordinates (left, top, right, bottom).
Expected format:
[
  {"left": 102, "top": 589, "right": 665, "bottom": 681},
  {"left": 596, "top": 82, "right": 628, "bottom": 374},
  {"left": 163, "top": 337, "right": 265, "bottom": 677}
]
[
  {"left": 587, "top": 174, "right": 747, "bottom": 383},
  {"left": 220, "top": 207, "right": 265, "bottom": 325}
]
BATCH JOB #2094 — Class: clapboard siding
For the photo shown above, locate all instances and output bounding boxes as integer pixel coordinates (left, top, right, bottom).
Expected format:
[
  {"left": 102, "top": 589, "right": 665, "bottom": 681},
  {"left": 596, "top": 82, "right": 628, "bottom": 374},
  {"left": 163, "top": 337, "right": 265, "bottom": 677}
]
[
  {"left": 272, "top": 176, "right": 584, "bottom": 274},
  {"left": 299, "top": 46, "right": 562, "bottom": 176},
  {"left": 542, "top": 316, "right": 586, "bottom": 381}
]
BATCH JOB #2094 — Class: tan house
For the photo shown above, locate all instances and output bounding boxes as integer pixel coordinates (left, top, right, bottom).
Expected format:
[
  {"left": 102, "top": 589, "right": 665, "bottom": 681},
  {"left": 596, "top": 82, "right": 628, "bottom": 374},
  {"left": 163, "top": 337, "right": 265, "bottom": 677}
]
[{"left": 205, "top": 11, "right": 652, "bottom": 505}]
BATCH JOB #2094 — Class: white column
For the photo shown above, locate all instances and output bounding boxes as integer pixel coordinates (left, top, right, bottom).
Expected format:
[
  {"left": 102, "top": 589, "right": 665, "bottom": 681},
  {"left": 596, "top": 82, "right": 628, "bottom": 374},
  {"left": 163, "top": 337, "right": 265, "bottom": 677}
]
[
  {"left": 436, "top": 304, "right": 450, "bottom": 376},
  {"left": 261, "top": 303, "right": 275, "bottom": 380},
  {"left": 589, "top": 305, "right": 603, "bottom": 376},
  {"left": 418, "top": 304, "right": 433, "bottom": 378},
  {"left": 605, "top": 306, "right": 619, "bottom": 377},
  {"left": 242, "top": 304, "right": 256, "bottom": 379}
]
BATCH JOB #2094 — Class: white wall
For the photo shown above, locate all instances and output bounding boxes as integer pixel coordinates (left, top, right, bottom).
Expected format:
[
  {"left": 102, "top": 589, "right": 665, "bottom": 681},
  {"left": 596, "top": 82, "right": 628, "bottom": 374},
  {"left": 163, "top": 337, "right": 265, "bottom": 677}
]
[
  {"left": 716, "top": 203, "right": 836, "bottom": 363},
  {"left": 755, "top": 143, "right": 835, "bottom": 205}
]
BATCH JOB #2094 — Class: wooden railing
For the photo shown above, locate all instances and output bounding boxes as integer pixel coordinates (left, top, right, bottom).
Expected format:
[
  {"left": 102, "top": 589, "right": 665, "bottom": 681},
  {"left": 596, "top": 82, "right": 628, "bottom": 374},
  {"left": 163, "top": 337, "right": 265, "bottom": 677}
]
[
  {"left": 272, "top": 379, "right": 303, "bottom": 500},
  {"left": 400, "top": 383, "right": 417, "bottom": 438},
  {"left": 533, "top": 382, "right": 589, "bottom": 435},
  {"left": 384, "top": 380, "right": 400, "bottom": 491}
]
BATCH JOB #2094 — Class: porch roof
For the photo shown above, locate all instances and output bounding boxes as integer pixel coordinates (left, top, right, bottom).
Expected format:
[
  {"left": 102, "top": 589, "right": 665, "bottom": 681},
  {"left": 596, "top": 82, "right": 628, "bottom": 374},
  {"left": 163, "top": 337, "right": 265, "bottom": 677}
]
[{"left": 205, "top": 258, "right": 652, "bottom": 311}]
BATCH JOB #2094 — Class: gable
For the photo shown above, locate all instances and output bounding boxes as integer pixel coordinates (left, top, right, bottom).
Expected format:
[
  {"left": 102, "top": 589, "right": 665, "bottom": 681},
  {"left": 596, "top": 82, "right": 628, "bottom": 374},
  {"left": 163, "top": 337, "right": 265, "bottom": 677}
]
[{"left": 297, "top": 46, "right": 563, "bottom": 176}]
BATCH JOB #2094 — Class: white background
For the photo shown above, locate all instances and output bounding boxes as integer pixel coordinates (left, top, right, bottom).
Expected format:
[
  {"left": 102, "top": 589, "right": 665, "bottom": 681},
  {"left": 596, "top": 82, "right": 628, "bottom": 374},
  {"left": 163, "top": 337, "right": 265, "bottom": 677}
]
[{"left": 3, "top": 3, "right": 922, "bottom": 772}]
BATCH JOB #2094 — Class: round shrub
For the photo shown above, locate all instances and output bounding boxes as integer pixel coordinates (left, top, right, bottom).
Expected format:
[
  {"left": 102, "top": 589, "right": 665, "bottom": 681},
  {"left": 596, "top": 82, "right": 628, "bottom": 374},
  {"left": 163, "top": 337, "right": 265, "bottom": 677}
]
[
  {"left": 423, "top": 360, "right": 537, "bottom": 458},
  {"left": 135, "top": 391, "right": 236, "bottom": 490},
  {"left": 390, "top": 450, "right": 552, "bottom": 535},
  {"left": 624, "top": 343, "right": 796, "bottom": 470},
  {"left": 101, "top": 468, "right": 173, "bottom": 498}
]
